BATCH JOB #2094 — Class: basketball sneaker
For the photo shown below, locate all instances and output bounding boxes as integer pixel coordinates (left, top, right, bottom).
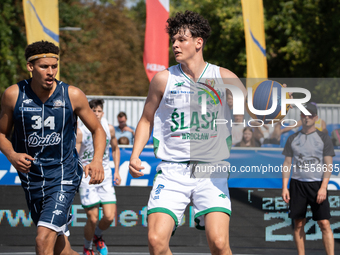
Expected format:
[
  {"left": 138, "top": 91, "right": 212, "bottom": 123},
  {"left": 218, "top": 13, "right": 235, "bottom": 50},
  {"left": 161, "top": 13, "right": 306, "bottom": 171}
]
[
  {"left": 83, "top": 246, "right": 95, "bottom": 255},
  {"left": 93, "top": 235, "right": 108, "bottom": 255}
]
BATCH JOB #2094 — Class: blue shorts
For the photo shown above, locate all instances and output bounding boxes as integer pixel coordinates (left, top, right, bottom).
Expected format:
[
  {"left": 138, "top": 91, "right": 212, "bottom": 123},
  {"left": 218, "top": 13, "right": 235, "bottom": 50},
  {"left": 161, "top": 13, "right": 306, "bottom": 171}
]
[{"left": 28, "top": 187, "right": 77, "bottom": 235}]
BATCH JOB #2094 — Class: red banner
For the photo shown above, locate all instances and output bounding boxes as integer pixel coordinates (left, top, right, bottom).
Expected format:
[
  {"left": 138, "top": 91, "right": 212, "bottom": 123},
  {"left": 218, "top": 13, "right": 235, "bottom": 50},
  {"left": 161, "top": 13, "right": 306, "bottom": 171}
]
[{"left": 143, "top": 0, "right": 169, "bottom": 81}]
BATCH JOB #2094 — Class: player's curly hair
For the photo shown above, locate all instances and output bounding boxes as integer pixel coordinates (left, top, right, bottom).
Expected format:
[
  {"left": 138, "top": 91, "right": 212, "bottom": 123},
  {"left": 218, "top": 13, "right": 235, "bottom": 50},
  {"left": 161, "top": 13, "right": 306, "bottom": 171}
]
[
  {"left": 89, "top": 99, "right": 104, "bottom": 109},
  {"left": 25, "top": 41, "right": 59, "bottom": 62},
  {"left": 166, "top": 10, "right": 211, "bottom": 47}
]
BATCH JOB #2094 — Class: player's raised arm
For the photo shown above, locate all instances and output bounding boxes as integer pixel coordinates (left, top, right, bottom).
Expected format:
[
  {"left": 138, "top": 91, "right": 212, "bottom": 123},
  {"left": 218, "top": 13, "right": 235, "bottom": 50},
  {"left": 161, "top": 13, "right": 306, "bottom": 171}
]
[
  {"left": 129, "top": 70, "right": 168, "bottom": 178},
  {"left": 0, "top": 85, "right": 34, "bottom": 173},
  {"left": 69, "top": 86, "right": 106, "bottom": 184}
]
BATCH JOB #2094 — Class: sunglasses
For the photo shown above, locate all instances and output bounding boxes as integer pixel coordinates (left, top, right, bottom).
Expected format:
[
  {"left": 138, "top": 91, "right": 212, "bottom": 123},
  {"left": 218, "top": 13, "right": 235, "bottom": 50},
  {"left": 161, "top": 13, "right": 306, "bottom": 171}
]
[{"left": 301, "top": 113, "right": 317, "bottom": 118}]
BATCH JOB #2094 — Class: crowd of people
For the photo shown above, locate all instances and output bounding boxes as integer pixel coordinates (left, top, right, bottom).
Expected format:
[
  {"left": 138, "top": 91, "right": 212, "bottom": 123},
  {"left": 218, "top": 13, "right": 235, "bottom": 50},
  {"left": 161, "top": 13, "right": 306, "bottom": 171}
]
[{"left": 231, "top": 102, "right": 339, "bottom": 149}]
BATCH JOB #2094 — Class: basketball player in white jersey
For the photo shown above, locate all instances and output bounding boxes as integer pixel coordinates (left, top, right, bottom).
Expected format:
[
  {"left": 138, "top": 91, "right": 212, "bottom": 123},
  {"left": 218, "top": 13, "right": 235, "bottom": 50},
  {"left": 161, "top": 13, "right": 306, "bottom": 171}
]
[
  {"left": 129, "top": 11, "right": 246, "bottom": 255},
  {"left": 76, "top": 99, "right": 121, "bottom": 255}
]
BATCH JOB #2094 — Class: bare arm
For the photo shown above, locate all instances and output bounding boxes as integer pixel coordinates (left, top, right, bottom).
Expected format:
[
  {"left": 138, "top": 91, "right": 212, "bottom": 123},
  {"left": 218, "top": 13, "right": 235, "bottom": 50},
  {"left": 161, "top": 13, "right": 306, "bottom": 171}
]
[
  {"left": 220, "top": 67, "right": 247, "bottom": 98},
  {"left": 281, "top": 120, "right": 302, "bottom": 133},
  {"left": 69, "top": 86, "right": 106, "bottom": 184},
  {"left": 317, "top": 156, "right": 333, "bottom": 204},
  {"left": 129, "top": 70, "right": 168, "bottom": 177},
  {"left": 109, "top": 124, "right": 121, "bottom": 185},
  {"left": 0, "top": 85, "right": 34, "bottom": 173},
  {"left": 76, "top": 127, "right": 83, "bottom": 153},
  {"left": 282, "top": 156, "right": 292, "bottom": 203}
]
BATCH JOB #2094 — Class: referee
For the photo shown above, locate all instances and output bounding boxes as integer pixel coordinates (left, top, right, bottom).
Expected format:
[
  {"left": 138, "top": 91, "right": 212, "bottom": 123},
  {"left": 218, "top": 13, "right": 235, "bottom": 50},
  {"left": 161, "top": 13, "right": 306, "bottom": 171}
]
[{"left": 282, "top": 102, "right": 335, "bottom": 255}]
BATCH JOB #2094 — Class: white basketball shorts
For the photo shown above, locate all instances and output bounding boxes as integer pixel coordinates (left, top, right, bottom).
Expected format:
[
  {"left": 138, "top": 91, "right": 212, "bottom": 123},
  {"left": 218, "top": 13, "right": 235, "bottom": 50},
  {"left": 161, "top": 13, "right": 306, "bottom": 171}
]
[
  {"left": 79, "top": 174, "right": 116, "bottom": 208},
  {"left": 147, "top": 161, "right": 231, "bottom": 230}
]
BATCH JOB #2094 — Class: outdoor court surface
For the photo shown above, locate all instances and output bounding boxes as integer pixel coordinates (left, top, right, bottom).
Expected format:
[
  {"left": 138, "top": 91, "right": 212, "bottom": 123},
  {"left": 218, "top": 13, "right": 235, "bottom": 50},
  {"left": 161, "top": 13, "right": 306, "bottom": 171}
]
[{"left": 0, "top": 246, "right": 331, "bottom": 255}]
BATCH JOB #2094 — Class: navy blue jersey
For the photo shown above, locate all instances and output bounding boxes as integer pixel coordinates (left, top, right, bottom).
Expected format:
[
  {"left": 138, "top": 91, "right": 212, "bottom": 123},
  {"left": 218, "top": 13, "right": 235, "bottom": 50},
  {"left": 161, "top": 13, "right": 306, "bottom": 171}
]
[{"left": 12, "top": 79, "right": 82, "bottom": 201}]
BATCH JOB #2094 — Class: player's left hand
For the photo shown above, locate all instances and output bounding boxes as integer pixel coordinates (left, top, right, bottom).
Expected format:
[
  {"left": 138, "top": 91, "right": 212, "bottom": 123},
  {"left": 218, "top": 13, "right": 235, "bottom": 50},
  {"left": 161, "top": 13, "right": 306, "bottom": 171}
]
[
  {"left": 316, "top": 187, "right": 327, "bottom": 204},
  {"left": 84, "top": 160, "right": 104, "bottom": 184},
  {"left": 113, "top": 172, "right": 121, "bottom": 185}
]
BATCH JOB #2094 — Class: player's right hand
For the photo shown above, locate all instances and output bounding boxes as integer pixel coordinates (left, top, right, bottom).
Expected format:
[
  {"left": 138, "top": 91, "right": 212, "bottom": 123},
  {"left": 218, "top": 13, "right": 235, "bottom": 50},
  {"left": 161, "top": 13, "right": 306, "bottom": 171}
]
[
  {"left": 10, "top": 153, "right": 34, "bottom": 173},
  {"left": 129, "top": 158, "right": 145, "bottom": 178},
  {"left": 281, "top": 188, "right": 290, "bottom": 203},
  {"left": 85, "top": 160, "right": 105, "bottom": 184}
]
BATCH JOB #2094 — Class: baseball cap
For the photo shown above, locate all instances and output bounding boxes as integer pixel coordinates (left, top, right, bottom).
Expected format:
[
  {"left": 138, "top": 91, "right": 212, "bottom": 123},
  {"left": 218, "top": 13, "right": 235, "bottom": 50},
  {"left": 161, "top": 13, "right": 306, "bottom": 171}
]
[{"left": 303, "top": 102, "right": 318, "bottom": 115}]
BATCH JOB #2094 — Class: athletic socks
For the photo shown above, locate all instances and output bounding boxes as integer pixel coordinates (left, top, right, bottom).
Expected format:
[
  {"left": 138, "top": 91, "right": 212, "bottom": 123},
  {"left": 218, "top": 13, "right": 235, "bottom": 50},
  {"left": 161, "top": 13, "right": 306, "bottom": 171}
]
[
  {"left": 84, "top": 238, "right": 93, "bottom": 250},
  {"left": 94, "top": 225, "right": 104, "bottom": 238}
]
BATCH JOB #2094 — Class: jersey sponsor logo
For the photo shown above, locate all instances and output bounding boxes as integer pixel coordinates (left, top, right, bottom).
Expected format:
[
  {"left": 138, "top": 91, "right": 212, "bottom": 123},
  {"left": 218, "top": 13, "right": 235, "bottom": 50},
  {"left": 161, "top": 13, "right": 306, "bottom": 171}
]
[
  {"left": 170, "top": 109, "right": 219, "bottom": 133},
  {"left": 180, "top": 133, "right": 210, "bottom": 140},
  {"left": 205, "top": 79, "right": 215, "bottom": 87},
  {"left": 53, "top": 209, "right": 63, "bottom": 215},
  {"left": 27, "top": 132, "right": 61, "bottom": 147},
  {"left": 57, "top": 192, "right": 66, "bottom": 203},
  {"left": 23, "top": 99, "right": 33, "bottom": 104},
  {"left": 19, "top": 107, "right": 42, "bottom": 112},
  {"left": 61, "top": 180, "right": 73, "bottom": 185},
  {"left": 170, "top": 90, "right": 194, "bottom": 95},
  {"left": 296, "top": 154, "right": 321, "bottom": 168},
  {"left": 197, "top": 81, "right": 222, "bottom": 106},
  {"left": 174, "top": 82, "right": 184, "bottom": 87},
  {"left": 52, "top": 99, "right": 65, "bottom": 108},
  {"left": 219, "top": 193, "right": 227, "bottom": 199},
  {"left": 155, "top": 184, "right": 164, "bottom": 195}
]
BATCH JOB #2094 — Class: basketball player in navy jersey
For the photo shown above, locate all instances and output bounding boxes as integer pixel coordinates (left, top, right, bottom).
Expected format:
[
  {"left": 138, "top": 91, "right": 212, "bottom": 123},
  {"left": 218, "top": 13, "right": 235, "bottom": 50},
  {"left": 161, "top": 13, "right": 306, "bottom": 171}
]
[
  {"left": 130, "top": 11, "right": 246, "bottom": 255},
  {"left": 0, "top": 41, "right": 106, "bottom": 255}
]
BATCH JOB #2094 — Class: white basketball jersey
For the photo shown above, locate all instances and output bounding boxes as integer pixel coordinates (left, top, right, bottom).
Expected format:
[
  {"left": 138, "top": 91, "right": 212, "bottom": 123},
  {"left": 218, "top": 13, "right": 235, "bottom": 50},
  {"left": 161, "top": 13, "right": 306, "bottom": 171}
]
[
  {"left": 79, "top": 118, "right": 112, "bottom": 183},
  {"left": 153, "top": 63, "right": 232, "bottom": 162}
]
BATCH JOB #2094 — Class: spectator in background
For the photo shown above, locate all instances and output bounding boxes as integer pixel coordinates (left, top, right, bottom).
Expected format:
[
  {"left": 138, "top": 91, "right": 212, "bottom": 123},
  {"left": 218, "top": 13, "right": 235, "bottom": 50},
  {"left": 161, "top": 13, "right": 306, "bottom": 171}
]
[
  {"left": 252, "top": 121, "right": 281, "bottom": 146},
  {"left": 232, "top": 114, "right": 245, "bottom": 146},
  {"left": 114, "top": 112, "right": 135, "bottom": 144},
  {"left": 331, "top": 128, "right": 340, "bottom": 147},
  {"left": 281, "top": 102, "right": 328, "bottom": 134},
  {"left": 226, "top": 89, "right": 235, "bottom": 121},
  {"left": 235, "top": 127, "right": 261, "bottom": 147},
  {"left": 118, "top": 136, "right": 130, "bottom": 145}
]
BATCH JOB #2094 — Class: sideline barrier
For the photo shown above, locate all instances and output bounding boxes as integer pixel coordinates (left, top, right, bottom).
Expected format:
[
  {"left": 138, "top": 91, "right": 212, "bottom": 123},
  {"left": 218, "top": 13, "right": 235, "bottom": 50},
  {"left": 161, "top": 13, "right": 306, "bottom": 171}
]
[
  {"left": 1, "top": 147, "right": 340, "bottom": 189},
  {"left": 0, "top": 186, "right": 339, "bottom": 248}
]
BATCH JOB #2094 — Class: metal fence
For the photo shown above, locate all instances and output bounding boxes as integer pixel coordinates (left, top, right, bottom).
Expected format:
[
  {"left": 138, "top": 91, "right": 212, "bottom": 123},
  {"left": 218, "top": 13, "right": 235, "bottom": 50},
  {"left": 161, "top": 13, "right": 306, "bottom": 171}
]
[{"left": 86, "top": 95, "right": 340, "bottom": 128}]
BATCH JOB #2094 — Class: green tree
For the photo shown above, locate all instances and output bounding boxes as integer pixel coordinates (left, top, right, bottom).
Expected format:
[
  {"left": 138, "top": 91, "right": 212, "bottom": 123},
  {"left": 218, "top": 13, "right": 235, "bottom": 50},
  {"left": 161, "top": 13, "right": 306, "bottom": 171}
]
[
  {"left": 59, "top": 0, "right": 149, "bottom": 95},
  {"left": 0, "top": 0, "right": 27, "bottom": 95}
]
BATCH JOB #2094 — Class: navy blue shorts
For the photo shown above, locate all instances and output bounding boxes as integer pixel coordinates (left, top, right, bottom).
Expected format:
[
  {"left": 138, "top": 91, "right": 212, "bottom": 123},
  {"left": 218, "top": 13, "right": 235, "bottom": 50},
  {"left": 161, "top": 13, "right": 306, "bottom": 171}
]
[{"left": 28, "top": 187, "right": 77, "bottom": 235}]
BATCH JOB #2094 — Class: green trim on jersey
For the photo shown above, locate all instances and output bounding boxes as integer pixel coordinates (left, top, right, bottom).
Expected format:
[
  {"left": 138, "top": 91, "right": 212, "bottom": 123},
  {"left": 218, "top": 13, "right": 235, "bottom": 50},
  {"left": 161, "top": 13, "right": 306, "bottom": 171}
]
[
  {"left": 226, "top": 135, "right": 232, "bottom": 151},
  {"left": 179, "top": 63, "right": 209, "bottom": 84},
  {"left": 148, "top": 207, "right": 179, "bottom": 227},
  {"left": 153, "top": 169, "right": 162, "bottom": 185},
  {"left": 194, "top": 207, "right": 232, "bottom": 230},
  {"left": 153, "top": 137, "right": 160, "bottom": 156}
]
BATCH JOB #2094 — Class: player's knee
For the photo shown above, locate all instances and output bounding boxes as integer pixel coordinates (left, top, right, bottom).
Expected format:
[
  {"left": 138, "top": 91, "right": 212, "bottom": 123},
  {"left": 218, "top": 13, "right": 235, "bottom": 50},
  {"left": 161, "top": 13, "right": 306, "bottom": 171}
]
[
  {"left": 35, "top": 233, "right": 49, "bottom": 249},
  {"left": 101, "top": 212, "right": 115, "bottom": 223},
  {"left": 87, "top": 214, "right": 98, "bottom": 225},
  {"left": 148, "top": 232, "right": 167, "bottom": 250},
  {"left": 317, "top": 219, "right": 331, "bottom": 232},
  {"left": 210, "top": 236, "right": 229, "bottom": 252}
]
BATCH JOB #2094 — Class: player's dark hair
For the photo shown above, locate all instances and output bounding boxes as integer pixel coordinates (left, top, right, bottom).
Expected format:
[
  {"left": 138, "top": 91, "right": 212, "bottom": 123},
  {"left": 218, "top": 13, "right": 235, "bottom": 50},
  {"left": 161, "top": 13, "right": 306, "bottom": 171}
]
[
  {"left": 117, "top": 112, "right": 127, "bottom": 118},
  {"left": 89, "top": 99, "right": 104, "bottom": 109},
  {"left": 25, "top": 41, "right": 59, "bottom": 62},
  {"left": 166, "top": 10, "right": 211, "bottom": 48}
]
